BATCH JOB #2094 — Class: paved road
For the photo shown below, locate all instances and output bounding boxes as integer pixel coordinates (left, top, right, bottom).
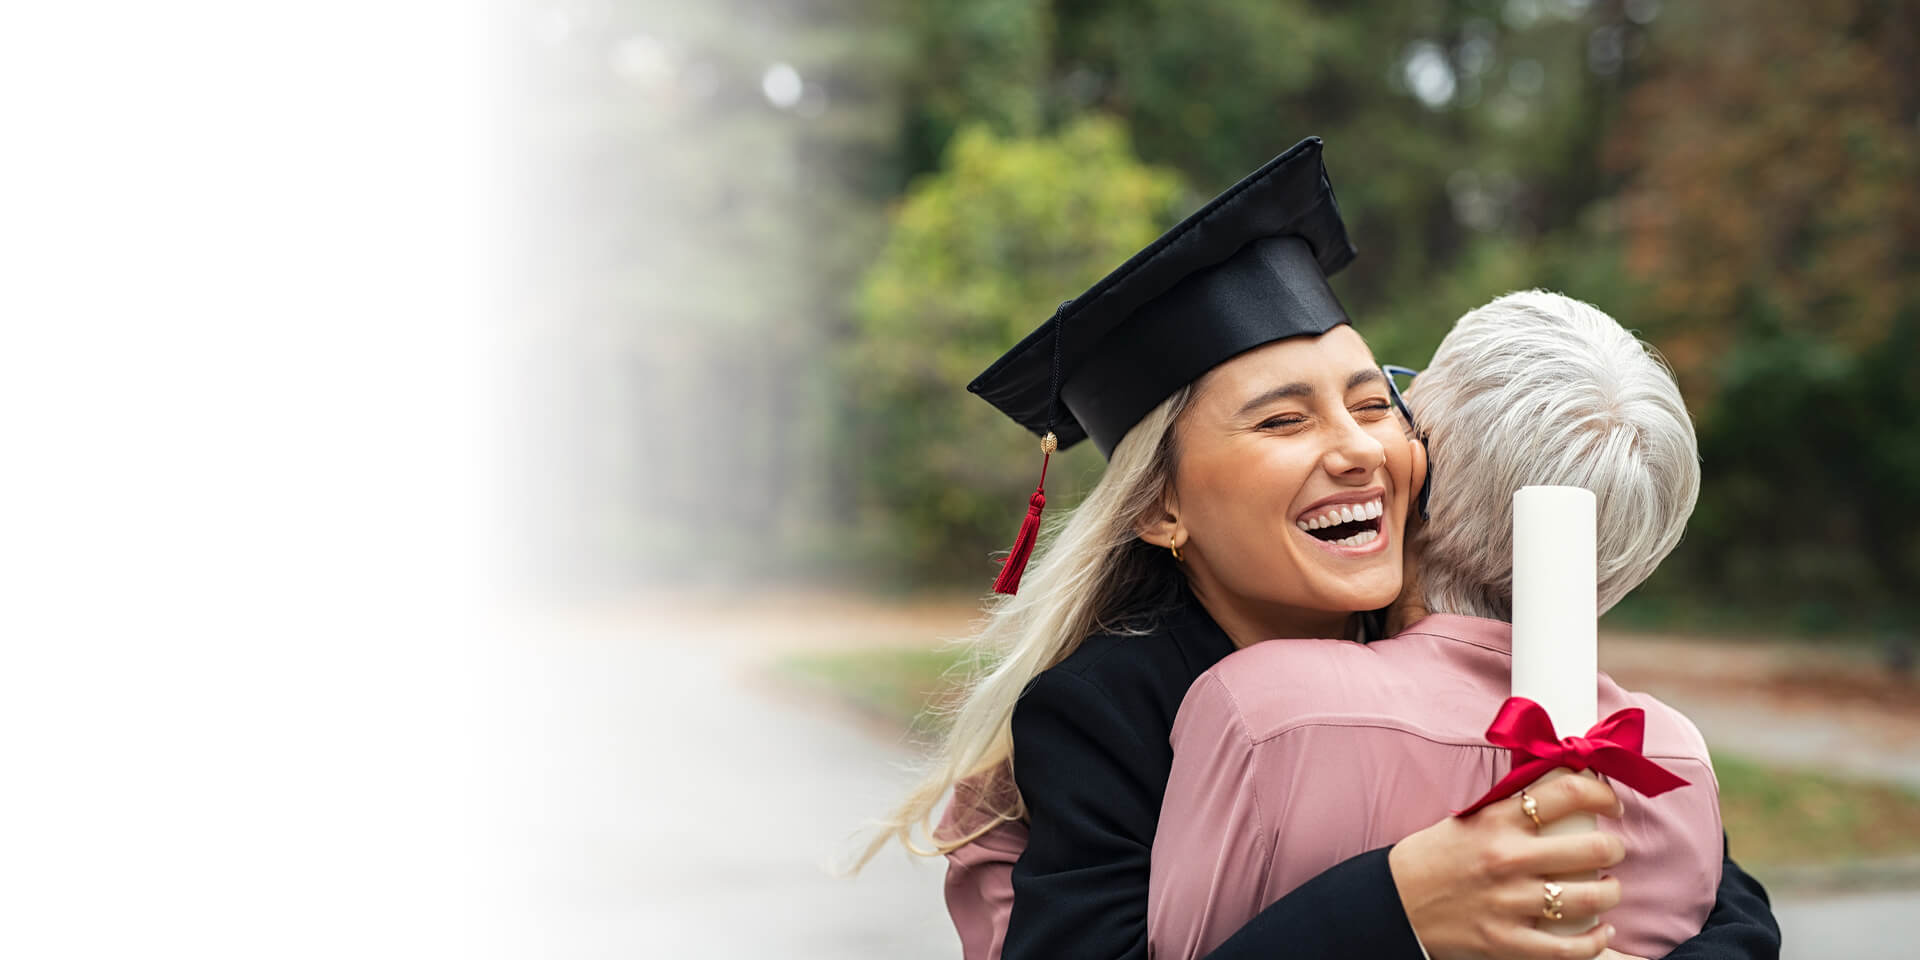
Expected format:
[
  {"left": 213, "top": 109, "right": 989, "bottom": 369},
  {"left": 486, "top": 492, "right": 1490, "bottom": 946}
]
[
  {"left": 499, "top": 611, "right": 954, "bottom": 959},
  {"left": 1659, "top": 693, "right": 1920, "bottom": 790},
  {"left": 507, "top": 605, "right": 1915, "bottom": 959},
  {"left": 1777, "top": 890, "right": 1920, "bottom": 960}
]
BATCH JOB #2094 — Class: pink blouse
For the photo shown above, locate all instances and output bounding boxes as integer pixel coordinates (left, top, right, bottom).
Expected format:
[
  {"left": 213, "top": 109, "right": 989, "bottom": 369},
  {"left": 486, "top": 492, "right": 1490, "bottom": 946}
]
[
  {"left": 1146, "top": 614, "right": 1723, "bottom": 960},
  {"left": 936, "top": 764, "right": 1024, "bottom": 960}
]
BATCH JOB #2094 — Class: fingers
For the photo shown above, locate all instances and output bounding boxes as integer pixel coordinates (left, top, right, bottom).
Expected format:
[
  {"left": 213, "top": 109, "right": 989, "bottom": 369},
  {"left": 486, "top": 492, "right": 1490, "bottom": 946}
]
[
  {"left": 1501, "top": 875, "right": 1623, "bottom": 919},
  {"left": 1517, "top": 831, "right": 1627, "bottom": 876},
  {"left": 1492, "top": 921, "right": 1615, "bottom": 960},
  {"left": 1470, "top": 828, "right": 1624, "bottom": 888},
  {"left": 1526, "top": 773, "right": 1624, "bottom": 826}
]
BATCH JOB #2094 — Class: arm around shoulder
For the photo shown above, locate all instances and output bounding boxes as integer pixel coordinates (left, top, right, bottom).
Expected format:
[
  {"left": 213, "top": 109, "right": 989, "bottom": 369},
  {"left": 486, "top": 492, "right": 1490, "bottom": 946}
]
[
  {"left": 1002, "top": 667, "right": 1165, "bottom": 960},
  {"left": 1152, "top": 672, "right": 1425, "bottom": 960},
  {"left": 1658, "top": 837, "right": 1780, "bottom": 960},
  {"left": 944, "top": 816, "right": 1027, "bottom": 960}
]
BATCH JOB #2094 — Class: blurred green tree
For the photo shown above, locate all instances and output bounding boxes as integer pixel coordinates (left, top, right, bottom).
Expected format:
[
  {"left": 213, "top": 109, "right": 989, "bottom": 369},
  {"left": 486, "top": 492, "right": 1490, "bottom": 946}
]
[
  {"left": 847, "top": 118, "right": 1185, "bottom": 583},
  {"left": 529, "top": 0, "right": 1920, "bottom": 623}
]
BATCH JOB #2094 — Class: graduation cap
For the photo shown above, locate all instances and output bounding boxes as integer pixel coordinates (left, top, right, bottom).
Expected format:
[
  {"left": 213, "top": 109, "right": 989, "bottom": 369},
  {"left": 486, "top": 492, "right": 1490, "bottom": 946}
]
[{"left": 968, "top": 136, "right": 1357, "bottom": 593}]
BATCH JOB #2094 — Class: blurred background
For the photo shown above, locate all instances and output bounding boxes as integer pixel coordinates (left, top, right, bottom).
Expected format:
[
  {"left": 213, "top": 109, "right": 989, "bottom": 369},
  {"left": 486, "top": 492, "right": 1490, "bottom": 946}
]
[
  {"left": 521, "top": 0, "right": 1920, "bottom": 625},
  {"left": 513, "top": 0, "right": 1920, "bottom": 956},
  {"left": 3, "top": 1, "right": 1915, "bottom": 958}
]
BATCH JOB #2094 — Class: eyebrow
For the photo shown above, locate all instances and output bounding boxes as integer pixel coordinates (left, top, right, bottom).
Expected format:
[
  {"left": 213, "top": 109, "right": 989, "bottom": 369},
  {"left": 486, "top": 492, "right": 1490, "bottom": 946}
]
[{"left": 1235, "top": 368, "right": 1387, "bottom": 418}]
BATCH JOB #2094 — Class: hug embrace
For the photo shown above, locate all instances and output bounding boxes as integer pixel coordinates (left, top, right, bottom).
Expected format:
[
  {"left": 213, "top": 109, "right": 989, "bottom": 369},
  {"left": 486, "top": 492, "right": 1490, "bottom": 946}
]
[{"left": 864, "top": 139, "right": 1780, "bottom": 960}]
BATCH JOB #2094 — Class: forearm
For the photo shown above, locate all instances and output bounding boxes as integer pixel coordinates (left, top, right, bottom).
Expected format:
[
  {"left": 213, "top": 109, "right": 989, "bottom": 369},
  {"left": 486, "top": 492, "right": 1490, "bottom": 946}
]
[{"left": 1201, "top": 846, "right": 1424, "bottom": 960}]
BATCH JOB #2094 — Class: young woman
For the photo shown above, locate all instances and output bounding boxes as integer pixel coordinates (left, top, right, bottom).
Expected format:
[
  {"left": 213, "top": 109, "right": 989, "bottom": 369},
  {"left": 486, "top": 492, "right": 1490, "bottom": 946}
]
[
  {"left": 865, "top": 140, "right": 1779, "bottom": 960},
  {"left": 1149, "top": 292, "right": 1734, "bottom": 960}
]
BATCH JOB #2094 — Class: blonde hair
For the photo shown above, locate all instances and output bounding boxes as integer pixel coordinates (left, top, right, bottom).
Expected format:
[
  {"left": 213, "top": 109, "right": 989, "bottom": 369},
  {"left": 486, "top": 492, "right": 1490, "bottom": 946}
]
[
  {"left": 1410, "top": 290, "right": 1700, "bottom": 620},
  {"left": 856, "top": 385, "right": 1195, "bottom": 867}
]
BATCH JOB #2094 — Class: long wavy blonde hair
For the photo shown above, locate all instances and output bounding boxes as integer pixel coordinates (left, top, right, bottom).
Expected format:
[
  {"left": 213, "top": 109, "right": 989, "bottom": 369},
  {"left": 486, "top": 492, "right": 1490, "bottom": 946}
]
[{"left": 857, "top": 385, "right": 1197, "bottom": 866}]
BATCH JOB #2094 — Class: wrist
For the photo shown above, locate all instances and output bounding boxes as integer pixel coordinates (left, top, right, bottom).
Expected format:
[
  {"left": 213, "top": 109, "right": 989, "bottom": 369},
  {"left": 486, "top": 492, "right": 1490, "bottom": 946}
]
[{"left": 1388, "top": 837, "right": 1450, "bottom": 960}]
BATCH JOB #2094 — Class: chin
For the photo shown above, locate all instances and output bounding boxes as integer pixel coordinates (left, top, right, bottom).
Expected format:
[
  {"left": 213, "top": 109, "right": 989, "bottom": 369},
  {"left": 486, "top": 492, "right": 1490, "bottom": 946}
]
[{"left": 1319, "top": 573, "right": 1401, "bottom": 614}]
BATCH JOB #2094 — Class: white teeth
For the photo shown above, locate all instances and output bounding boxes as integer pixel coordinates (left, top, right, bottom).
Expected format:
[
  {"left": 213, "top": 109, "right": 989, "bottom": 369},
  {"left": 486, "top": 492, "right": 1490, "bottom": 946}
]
[{"left": 1299, "top": 499, "right": 1386, "bottom": 531}]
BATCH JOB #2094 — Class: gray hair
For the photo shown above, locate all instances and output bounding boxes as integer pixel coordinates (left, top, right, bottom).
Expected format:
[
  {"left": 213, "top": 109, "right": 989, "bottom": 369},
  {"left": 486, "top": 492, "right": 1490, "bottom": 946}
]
[{"left": 1408, "top": 290, "right": 1700, "bottom": 620}]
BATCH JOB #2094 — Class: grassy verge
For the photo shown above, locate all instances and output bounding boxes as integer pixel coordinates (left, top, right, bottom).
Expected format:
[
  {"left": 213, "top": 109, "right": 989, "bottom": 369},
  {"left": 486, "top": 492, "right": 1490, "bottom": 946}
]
[
  {"left": 775, "top": 646, "right": 1920, "bottom": 871},
  {"left": 775, "top": 646, "right": 974, "bottom": 736},
  {"left": 1715, "top": 753, "right": 1920, "bottom": 869}
]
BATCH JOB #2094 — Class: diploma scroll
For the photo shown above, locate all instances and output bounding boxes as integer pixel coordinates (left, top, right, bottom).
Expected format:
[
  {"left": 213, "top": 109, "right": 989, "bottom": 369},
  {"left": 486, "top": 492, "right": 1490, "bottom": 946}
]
[{"left": 1511, "top": 486, "right": 1601, "bottom": 945}]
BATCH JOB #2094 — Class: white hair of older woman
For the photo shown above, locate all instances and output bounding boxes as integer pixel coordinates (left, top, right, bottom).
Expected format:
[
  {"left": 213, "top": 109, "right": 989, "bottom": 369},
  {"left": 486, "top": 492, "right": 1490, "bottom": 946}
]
[{"left": 1407, "top": 289, "right": 1700, "bottom": 620}]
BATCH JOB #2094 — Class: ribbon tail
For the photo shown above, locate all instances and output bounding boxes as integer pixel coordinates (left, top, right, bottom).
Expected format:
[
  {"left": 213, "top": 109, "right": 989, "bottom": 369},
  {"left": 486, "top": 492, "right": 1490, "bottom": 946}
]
[
  {"left": 1454, "top": 758, "right": 1559, "bottom": 817},
  {"left": 1592, "top": 746, "right": 1692, "bottom": 798}
]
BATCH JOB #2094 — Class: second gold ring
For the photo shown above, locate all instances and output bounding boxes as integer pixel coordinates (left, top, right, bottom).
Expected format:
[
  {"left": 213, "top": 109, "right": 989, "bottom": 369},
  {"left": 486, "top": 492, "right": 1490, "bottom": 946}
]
[{"left": 1541, "top": 880, "right": 1566, "bottom": 921}]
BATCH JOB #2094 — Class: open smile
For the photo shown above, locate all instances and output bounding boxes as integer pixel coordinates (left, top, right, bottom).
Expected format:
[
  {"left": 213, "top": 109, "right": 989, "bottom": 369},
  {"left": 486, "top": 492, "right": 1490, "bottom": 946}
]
[{"left": 1293, "top": 491, "right": 1388, "bottom": 553}]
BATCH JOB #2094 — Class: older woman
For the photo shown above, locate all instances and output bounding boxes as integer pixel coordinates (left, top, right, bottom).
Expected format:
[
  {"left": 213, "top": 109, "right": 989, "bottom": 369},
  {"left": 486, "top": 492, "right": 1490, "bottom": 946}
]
[
  {"left": 1150, "top": 291, "right": 1730, "bottom": 960},
  {"left": 864, "top": 140, "right": 1779, "bottom": 960}
]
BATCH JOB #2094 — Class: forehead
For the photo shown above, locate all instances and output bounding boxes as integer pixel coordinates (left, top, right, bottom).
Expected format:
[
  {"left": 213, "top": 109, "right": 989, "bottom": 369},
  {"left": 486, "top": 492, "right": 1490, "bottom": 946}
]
[{"left": 1192, "top": 325, "right": 1377, "bottom": 403}]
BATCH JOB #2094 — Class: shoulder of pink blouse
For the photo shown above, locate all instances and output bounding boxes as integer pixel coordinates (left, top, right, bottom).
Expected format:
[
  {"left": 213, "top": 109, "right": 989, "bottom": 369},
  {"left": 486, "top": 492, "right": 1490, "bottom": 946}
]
[
  {"left": 1188, "top": 636, "right": 1412, "bottom": 738},
  {"left": 1603, "top": 677, "right": 1714, "bottom": 764},
  {"left": 937, "top": 766, "right": 1028, "bottom": 960},
  {"left": 1150, "top": 670, "right": 1279, "bottom": 960},
  {"left": 1596, "top": 674, "right": 1725, "bottom": 957}
]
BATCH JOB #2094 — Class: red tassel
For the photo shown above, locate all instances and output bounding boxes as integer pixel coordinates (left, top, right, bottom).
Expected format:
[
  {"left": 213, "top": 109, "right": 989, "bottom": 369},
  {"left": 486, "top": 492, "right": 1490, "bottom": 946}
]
[{"left": 993, "top": 436, "right": 1055, "bottom": 595}]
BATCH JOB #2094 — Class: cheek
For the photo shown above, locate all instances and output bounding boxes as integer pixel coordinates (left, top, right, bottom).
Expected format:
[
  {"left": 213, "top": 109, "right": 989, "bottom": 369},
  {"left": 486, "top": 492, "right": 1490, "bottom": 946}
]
[
  {"left": 1179, "top": 447, "right": 1314, "bottom": 540},
  {"left": 1376, "top": 426, "right": 1415, "bottom": 501}
]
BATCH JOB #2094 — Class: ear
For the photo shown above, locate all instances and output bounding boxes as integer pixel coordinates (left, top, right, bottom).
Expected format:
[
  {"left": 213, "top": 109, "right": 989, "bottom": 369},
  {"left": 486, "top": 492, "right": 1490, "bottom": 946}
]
[{"left": 1133, "top": 486, "right": 1182, "bottom": 549}]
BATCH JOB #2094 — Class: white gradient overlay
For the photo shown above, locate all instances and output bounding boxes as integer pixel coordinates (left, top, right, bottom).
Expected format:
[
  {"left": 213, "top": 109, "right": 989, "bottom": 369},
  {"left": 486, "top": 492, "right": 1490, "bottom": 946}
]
[{"left": 1, "top": 4, "right": 510, "bottom": 956}]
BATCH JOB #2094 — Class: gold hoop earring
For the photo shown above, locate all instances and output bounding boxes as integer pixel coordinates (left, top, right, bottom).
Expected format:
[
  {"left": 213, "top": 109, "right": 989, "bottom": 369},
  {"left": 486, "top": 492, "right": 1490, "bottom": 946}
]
[{"left": 1169, "top": 540, "right": 1183, "bottom": 562}]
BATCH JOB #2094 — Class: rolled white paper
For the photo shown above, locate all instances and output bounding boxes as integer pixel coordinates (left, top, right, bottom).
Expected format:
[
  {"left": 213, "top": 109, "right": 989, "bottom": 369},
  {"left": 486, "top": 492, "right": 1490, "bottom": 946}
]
[
  {"left": 1511, "top": 486, "right": 1600, "bottom": 944},
  {"left": 1512, "top": 486, "right": 1598, "bottom": 732}
]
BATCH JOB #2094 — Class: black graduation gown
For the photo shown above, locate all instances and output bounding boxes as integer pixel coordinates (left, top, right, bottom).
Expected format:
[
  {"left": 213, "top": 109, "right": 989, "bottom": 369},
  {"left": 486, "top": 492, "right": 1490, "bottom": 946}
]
[{"left": 1002, "top": 591, "right": 1781, "bottom": 960}]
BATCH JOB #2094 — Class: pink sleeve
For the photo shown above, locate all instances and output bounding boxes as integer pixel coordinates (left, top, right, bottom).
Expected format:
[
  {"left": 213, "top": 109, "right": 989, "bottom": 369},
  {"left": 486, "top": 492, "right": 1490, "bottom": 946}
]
[
  {"left": 1148, "top": 672, "right": 1272, "bottom": 960},
  {"left": 937, "top": 766, "right": 1028, "bottom": 960},
  {"left": 942, "top": 818, "right": 1028, "bottom": 960}
]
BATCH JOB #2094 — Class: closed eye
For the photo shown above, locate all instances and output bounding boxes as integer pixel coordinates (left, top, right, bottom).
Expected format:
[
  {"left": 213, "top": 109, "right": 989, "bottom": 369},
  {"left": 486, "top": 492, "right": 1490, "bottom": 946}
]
[{"left": 1258, "top": 415, "right": 1307, "bottom": 430}]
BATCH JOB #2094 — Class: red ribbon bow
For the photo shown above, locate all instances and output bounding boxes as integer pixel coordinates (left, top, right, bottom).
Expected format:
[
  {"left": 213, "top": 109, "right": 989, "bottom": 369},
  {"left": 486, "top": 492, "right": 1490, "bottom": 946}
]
[{"left": 1455, "top": 696, "right": 1692, "bottom": 817}]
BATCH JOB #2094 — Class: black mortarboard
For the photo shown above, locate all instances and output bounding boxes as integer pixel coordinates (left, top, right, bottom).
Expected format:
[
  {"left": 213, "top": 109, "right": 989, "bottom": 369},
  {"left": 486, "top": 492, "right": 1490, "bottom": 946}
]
[{"left": 968, "top": 136, "right": 1357, "bottom": 458}]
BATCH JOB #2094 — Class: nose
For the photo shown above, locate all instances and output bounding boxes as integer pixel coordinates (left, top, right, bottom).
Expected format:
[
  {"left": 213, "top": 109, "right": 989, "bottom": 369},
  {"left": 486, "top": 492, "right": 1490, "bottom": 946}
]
[{"left": 1323, "top": 409, "right": 1387, "bottom": 479}]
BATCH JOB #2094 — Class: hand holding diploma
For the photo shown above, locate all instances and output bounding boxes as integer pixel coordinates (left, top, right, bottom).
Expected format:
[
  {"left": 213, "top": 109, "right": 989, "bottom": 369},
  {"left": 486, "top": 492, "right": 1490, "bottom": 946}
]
[
  {"left": 1449, "top": 488, "right": 1690, "bottom": 952},
  {"left": 1391, "top": 487, "right": 1685, "bottom": 960},
  {"left": 1390, "top": 774, "right": 1629, "bottom": 960}
]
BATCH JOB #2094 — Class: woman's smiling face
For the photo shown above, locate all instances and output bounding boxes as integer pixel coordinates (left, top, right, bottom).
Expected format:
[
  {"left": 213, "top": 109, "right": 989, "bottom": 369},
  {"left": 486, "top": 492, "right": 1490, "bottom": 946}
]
[{"left": 1157, "top": 325, "right": 1418, "bottom": 639}]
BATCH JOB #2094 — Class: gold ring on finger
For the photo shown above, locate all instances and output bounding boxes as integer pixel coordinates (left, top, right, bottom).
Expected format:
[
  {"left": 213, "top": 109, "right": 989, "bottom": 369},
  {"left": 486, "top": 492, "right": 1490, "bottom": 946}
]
[
  {"left": 1541, "top": 880, "right": 1566, "bottom": 921},
  {"left": 1519, "top": 790, "right": 1543, "bottom": 829}
]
